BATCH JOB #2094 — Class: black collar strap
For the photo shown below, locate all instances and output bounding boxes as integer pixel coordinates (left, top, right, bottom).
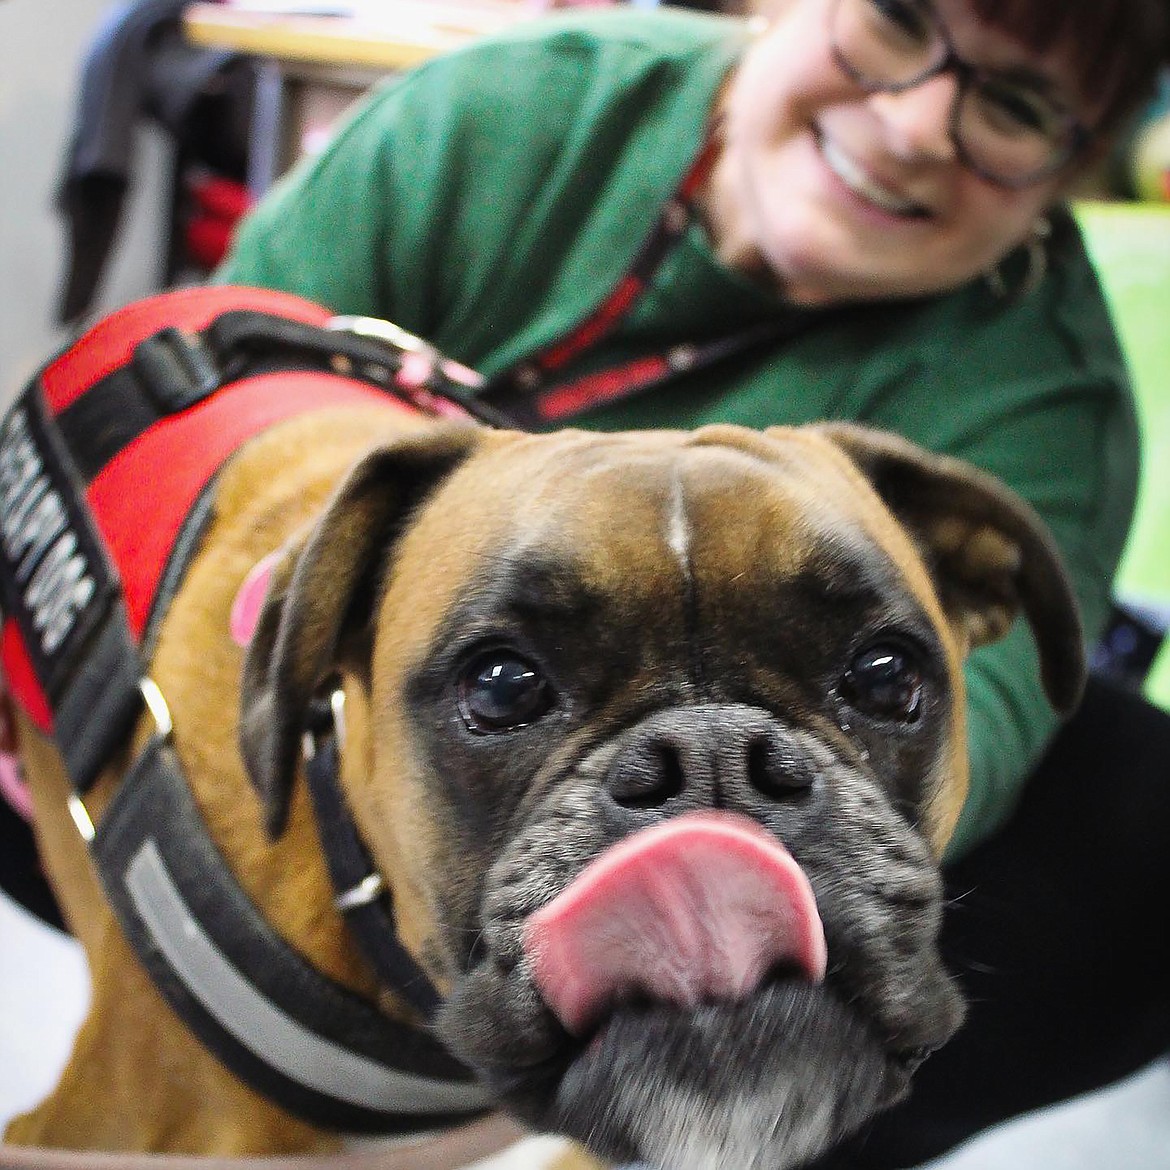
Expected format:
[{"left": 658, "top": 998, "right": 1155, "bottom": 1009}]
[{"left": 302, "top": 686, "right": 443, "bottom": 1020}]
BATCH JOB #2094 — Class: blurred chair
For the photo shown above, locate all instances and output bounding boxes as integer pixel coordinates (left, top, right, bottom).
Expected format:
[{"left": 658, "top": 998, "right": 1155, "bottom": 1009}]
[{"left": 57, "top": 0, "right": 255, "bottom": 325}]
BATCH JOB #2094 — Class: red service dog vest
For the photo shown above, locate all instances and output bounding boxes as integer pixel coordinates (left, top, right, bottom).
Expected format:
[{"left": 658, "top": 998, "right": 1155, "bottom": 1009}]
[{"left": 0, "top": 285, "right": 499, "bottom": 1133}]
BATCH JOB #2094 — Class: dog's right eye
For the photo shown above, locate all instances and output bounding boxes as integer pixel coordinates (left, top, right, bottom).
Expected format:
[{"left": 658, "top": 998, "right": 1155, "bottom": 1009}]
[
  {"left": 841, "top": 641, "right": 924, "bottom": 723},
  {"left": 457, "top": 650, "right": 554, "bottom": 734}
]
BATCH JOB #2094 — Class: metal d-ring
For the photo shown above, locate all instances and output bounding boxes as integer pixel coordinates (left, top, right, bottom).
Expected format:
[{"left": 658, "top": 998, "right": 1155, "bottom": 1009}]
[
  {"left": 326, "top": 315, "right": 433, "bottom": 355},
  {"left": 138, "top": 677, "right": 174, "bottom": 741},
  {"left": 334, "top": 872, "right": 386, "bottom": 913},
  {"left": 300, "top": 686, "right": 347, "bottom": 762},
  {"left": 66, "top": 792, "right": 96, "bottom": 843}
]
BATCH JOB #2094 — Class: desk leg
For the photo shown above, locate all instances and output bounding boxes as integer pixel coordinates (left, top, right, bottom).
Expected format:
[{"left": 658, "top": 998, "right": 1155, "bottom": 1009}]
[{"left": 247, "top": 61, "right": 290, "bottom": 197}]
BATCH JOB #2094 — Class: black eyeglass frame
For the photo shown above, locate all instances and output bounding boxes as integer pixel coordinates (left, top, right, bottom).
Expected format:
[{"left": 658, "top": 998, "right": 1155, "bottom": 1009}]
[{"left": 827, "top": 0, "right": 1093, "bottom": 189}]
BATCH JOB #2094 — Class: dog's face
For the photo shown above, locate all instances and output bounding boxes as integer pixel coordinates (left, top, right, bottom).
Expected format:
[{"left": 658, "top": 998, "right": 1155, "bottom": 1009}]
[{"left": 241, "top": 422, "right": 1083, "bottom": 1170}]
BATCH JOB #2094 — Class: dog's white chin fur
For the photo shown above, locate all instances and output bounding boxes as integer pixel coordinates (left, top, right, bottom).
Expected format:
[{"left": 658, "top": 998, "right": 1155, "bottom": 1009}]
[{"left": 551, "top": 980, "right": 907, "bottom": 1170}]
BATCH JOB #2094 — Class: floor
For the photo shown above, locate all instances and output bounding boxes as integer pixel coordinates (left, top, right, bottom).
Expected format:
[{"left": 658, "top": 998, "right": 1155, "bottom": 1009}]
[{"left": 2, "top": 890, "right": 1168, "bottom": 1168}]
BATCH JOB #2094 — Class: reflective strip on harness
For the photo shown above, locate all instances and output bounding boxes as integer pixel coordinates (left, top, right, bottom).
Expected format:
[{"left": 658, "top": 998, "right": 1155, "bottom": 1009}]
[
  {"left": 126, "top": 841, "right": 487, "bottom": 1116},
  {"left": 94, "top": 734, "right": 488, "bottom": 1133}
]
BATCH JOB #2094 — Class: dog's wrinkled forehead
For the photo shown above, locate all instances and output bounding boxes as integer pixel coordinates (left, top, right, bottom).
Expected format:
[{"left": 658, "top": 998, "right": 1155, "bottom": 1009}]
[
  {"left": 540, "top": 430, "right": 931, "bottom": 594},
  {"left": 384, "top": 428, "right": 948, "bottom": 668}
]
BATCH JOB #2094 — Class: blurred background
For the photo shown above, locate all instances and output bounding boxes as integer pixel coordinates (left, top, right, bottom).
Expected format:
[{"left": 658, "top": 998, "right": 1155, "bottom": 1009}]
[{"left": 0, "top": 0, "right": 174, "bottom": 403}]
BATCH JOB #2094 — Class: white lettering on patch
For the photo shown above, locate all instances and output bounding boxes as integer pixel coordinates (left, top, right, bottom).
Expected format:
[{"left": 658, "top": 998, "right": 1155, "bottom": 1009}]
[{"left": 0, "top": 406, "right": 97, "bottom": 656}]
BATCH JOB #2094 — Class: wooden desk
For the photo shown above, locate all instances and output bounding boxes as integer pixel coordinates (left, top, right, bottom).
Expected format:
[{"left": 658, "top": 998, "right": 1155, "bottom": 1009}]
[{"left": 183, "top": 1, "right": 533, "bottom": 191}]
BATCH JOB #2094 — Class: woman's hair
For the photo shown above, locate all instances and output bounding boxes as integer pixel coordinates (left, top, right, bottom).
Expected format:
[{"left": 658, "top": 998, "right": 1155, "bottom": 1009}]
[
  {"left": 747, "top": 0, "right": 1169, "bottom": 133},
  {"left": 969, "top": 0, "right": 1170, "bottom": 132}
]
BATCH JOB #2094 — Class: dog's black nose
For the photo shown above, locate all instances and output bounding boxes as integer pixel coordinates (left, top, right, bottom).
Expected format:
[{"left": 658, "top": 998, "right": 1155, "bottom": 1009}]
[{"left": 605, "top": 704, "right": 815, "bottom": 810}]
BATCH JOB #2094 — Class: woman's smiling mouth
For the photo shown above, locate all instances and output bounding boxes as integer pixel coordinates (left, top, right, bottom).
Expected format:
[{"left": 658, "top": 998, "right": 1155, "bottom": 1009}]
[{"left": 818, "top": 133, "right": 932, "bottom": 220}]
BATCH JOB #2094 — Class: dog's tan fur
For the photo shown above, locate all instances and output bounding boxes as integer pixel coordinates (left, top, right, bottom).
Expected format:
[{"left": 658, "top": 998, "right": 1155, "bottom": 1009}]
[{"left": 4, "top": 411, "right": 1082, "bottom": 1162}]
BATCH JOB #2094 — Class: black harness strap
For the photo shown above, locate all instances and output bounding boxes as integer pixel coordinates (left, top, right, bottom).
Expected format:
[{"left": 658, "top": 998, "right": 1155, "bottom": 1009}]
[
  {"left": 0, "top": 390, "right": 142, "bottom": 794},
  {"left": 94, "top": 732, "right": 487, "bottom": 1131},
  {"left": 56, "top": 313, "right": 511, "bottom": 483}
]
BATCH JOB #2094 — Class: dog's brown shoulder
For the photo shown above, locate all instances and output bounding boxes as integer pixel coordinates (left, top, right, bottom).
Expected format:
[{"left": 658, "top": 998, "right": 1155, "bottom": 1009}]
[{"left": 149, "top": 407, "right": 437, "bottom": 997}]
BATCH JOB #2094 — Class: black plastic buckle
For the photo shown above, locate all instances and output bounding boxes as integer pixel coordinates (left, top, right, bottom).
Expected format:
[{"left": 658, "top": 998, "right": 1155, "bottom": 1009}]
[{"left": 132, "top": 327, "right": 223, "bottom": 414}]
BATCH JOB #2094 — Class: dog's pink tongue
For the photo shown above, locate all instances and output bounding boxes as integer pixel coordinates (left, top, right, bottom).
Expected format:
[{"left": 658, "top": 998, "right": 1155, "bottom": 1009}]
[{"left": 522, "top": 812, "right": 827, "bottom": 1036}]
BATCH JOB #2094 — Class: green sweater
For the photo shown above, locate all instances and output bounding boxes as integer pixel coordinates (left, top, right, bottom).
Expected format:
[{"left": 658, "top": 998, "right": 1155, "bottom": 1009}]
[{"left": 217, "top": 9, "right": 1139, "bottom": 859}]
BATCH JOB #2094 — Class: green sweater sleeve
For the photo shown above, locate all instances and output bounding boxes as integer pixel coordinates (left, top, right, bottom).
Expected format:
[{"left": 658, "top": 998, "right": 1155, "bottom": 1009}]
[
  {"left": 215, "top": 72, "right": 428, "bottom": 322},
  {"left": 216, "top": 47, "right": 577, "bottom": 345},
  {"left": 216, "top": 9, "right": 741, "bottom": 362}
]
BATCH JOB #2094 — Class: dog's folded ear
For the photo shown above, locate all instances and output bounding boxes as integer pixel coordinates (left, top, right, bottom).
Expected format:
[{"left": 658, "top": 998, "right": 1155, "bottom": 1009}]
[
  {"left": 239, "top": 425, "right": 482, "bottom": 837},
  {"left": 808, "top": 422, "right": 1087, "bottom": 715}
]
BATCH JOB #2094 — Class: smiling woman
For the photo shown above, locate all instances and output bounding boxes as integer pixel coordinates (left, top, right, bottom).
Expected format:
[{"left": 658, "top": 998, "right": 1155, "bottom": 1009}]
[
  {"left": 214, "top": 0, "right": 1170, "bottom": 1162},
  {"left": 707, "top": 0, "right": 1153, "bottom": 302}
]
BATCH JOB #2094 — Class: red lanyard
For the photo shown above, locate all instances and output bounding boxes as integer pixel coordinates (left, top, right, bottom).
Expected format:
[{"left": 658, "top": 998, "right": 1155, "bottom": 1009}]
[{"left": 480, "top": 131, "right": 801, "bottom": 429}]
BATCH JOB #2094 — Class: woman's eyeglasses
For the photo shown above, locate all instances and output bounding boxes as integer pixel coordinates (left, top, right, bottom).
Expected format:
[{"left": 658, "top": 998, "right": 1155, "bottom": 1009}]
[{"left": 829, "top": 0, "right": 1090, "bottom": 188}]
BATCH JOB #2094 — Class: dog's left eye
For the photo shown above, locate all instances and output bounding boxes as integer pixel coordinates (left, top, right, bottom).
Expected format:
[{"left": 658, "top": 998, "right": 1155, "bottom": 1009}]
[
  {"left": 458, "top": 650, "right": 554, "bottom": 733},
  {"left": 842, "top": 642, "right": 923, "bottom": 723}
]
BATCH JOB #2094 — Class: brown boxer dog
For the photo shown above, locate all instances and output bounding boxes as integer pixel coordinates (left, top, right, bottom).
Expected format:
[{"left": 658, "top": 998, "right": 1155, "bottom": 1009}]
[{"left": 5, "top": 413, "right": 1084, "bottom": 1167}]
